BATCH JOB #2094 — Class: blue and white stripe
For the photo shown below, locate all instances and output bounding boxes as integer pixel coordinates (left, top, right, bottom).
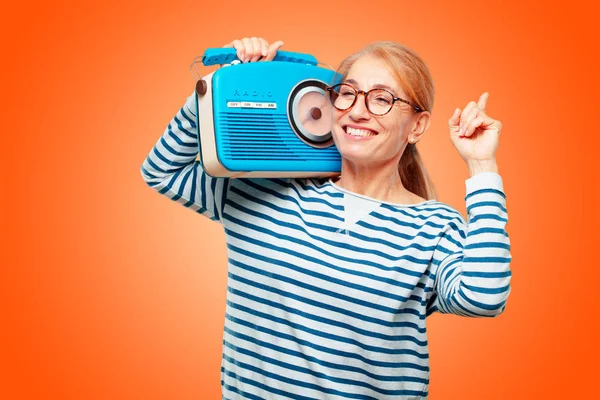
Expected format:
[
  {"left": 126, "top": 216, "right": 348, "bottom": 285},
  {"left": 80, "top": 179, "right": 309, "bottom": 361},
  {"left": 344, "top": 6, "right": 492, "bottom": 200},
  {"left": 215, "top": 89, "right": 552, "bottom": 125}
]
[{"left": 141, "top": 92, "right": 512, "bottom": 399}]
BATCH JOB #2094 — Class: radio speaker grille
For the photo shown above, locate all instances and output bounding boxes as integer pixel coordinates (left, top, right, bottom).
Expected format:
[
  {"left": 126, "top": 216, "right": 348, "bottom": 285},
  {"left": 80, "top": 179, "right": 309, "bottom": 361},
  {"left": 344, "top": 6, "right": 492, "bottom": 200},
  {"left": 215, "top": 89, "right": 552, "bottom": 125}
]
[{"left": 218, "top": 112, "right": 339, "bottom": 161}]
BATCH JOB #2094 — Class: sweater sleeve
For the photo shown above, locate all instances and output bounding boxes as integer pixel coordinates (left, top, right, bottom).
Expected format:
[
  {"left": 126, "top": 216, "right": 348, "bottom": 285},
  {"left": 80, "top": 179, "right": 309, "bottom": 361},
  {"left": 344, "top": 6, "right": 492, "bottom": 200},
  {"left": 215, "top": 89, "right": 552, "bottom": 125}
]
[
  {"left": 140, "top": 91, "right": 229, "bottom": 223},
  {"left": 426, "top": 172, "right": 512, "bottom": 317}
]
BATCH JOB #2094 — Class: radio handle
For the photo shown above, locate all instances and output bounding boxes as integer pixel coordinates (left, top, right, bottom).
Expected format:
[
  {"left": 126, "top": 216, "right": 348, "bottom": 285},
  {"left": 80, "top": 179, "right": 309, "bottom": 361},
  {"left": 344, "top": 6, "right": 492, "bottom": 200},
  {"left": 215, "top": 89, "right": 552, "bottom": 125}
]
[{"left": 201, "top": 48, "right": 318, "bottom": 66}]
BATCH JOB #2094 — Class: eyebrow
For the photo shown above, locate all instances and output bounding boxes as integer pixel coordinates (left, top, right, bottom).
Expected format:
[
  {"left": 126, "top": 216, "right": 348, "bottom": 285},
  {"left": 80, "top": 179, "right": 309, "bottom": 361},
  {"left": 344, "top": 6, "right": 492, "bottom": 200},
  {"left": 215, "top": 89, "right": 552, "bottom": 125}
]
[{"left": 343, "top": 79, "right": 398, "bottom": 95}]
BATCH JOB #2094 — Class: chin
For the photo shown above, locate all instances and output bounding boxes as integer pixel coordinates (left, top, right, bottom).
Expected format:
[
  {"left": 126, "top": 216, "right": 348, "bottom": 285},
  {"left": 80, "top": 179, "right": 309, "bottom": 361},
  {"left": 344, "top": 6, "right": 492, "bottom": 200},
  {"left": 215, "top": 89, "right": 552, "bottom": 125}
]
[{"left": 337, "top": 145, "right": 377, "bottom": 165}]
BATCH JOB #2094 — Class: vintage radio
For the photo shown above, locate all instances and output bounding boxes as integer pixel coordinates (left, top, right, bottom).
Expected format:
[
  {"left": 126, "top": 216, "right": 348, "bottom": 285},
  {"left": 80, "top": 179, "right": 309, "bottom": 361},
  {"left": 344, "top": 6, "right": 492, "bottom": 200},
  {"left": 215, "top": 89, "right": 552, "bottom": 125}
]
[{"left": 192, "top": 48, "right": 341, "bottom": 178}]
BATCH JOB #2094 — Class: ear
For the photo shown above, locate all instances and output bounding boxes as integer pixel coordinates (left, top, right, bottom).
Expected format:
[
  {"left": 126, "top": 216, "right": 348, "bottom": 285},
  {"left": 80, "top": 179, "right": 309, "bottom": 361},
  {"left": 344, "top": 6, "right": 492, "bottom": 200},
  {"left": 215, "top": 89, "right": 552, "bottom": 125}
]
[{"left": 409, "top": 111, "right": 431, "bottom": 143}]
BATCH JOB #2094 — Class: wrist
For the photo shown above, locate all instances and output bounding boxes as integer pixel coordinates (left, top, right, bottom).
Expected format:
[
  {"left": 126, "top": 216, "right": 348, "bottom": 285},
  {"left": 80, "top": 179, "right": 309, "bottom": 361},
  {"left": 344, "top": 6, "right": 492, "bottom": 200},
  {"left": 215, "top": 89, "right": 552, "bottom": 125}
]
[{"left": 467, "top": 158, "right": 498, "bottom": 176}]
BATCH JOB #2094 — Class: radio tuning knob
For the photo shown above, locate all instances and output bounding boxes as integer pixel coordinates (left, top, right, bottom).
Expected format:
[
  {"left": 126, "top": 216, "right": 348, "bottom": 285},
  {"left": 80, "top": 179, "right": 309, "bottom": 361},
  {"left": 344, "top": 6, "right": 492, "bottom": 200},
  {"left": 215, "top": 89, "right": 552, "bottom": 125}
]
[{"left": 196, "top": 79, "right": 208, "bottom": 96}]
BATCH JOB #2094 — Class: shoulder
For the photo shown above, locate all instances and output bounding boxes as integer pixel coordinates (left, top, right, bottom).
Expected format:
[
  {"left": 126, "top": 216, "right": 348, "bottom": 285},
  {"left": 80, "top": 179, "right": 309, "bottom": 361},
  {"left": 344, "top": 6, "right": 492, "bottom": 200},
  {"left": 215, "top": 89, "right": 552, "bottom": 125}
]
[
  {"left": 426, "top": 201, "right": 467, "bottom": 239},
  {"left": 229, "top": 177, "right": 340, "bottom": 199},
  {"left": 398, "top": 199, "right": 466, "bottom": 228}
]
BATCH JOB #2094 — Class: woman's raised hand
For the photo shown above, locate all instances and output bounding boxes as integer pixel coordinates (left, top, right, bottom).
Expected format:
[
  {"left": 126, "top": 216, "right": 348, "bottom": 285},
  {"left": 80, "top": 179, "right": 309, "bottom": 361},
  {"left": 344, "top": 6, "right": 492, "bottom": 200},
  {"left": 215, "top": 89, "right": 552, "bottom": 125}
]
[
  {"left": 223, "top": 37, "right": 285, "bottom": 63},
  {"left": 448, "top": 92, "right": 502, "bottom": 175}
]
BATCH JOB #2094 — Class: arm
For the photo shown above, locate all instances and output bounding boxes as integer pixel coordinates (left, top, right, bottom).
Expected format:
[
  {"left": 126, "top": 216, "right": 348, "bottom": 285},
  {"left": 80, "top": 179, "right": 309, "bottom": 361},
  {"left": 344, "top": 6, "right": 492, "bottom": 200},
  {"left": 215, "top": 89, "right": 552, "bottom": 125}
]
[
  {"left": 427, "top": 172, "right": 511, "bottom": 317},
  {"left": 140, "top": 91, "right": 229, "bottom": 222},
  {"left": 140, "top": 38, "right": 285, "bottom": 222}
]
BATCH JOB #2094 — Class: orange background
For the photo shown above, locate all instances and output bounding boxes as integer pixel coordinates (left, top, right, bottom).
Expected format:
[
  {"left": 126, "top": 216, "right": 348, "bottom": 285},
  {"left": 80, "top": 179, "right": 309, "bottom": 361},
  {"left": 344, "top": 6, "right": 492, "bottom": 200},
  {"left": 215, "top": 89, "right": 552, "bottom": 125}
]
[{"left": 1, "top": 0, "right": 599, "bottom": 398}]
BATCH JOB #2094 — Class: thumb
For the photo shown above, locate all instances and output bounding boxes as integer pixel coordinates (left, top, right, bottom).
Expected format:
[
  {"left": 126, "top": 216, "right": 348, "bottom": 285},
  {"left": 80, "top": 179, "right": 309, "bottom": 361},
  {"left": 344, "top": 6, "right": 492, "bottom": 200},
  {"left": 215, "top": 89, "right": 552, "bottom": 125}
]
[
  {"left": 263, "top": 40, "right": 284, "bottom": 61},
  {"left": 448, "top": 108, "right": 461, "bottom": 128},
  {"left": 271, "top": 40, "right": 284, "bottom": 49}
]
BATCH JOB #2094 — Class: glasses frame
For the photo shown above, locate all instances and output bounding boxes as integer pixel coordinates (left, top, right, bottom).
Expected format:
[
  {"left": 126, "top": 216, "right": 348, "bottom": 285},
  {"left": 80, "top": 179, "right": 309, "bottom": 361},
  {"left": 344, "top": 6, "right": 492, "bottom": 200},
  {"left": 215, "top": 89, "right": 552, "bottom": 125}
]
[{"left": 326, "top": 83, "right": 422, "bottom": 116}]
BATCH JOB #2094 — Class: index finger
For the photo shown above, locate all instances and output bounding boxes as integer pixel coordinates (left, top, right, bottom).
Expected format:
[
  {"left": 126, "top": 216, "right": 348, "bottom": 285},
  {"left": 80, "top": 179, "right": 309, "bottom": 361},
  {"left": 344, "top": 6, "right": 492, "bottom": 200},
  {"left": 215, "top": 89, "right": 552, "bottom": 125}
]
[
  {"left": 223, "top": 39, "right": 244, "bottom": 60},
  {"left": 478, "top": 92, "right": 489, "bottom": 112}
]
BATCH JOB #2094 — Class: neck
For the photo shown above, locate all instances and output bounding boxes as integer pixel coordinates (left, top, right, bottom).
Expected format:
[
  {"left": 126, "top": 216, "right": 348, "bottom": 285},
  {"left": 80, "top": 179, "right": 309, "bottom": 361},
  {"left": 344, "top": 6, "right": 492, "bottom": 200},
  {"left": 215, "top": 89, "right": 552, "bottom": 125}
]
[{"left": 334, "top": 158, "right": 408, "bottom": 202}]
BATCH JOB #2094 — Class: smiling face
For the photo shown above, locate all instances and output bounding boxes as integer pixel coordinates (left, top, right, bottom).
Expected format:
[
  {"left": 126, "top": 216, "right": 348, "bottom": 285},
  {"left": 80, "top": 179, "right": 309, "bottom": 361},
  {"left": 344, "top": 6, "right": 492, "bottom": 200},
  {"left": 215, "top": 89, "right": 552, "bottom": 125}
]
[{"left": 331, "top": 54, "right": 424, "bottom": 169}]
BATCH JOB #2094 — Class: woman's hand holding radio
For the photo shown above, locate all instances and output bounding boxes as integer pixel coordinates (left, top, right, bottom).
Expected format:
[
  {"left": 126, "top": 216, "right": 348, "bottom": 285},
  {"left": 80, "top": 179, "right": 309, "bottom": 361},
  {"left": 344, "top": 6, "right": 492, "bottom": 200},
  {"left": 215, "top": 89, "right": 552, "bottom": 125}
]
[{"left": 224, "top": 37, "right": 285, "bottom": 63}]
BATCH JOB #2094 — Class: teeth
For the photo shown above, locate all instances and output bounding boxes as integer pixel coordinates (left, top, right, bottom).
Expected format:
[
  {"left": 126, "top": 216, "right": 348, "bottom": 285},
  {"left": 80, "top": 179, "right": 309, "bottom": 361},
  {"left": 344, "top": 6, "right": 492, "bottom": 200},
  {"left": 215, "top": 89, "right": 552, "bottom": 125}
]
[{"left": 346, "top": 127, "right": 376, "bottom": 137}]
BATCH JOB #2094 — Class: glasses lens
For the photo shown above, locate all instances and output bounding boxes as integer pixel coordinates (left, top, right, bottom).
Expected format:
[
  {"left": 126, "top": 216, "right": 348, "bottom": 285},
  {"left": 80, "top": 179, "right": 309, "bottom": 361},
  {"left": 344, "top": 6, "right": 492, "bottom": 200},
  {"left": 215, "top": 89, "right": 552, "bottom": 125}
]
[
  {"left": 367, "top": 89, "right": 394, "bottom": 115},
  {"left": 329, "top": 84, "right": 356, "bottom": 110}
]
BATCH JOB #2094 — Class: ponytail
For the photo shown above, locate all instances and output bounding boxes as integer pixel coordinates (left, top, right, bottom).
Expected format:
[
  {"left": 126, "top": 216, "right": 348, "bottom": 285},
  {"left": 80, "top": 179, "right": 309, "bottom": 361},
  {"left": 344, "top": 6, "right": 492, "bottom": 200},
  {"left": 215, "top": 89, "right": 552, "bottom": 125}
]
[{"left": 398, "top": 143, "right": 436, "bottom": 200}]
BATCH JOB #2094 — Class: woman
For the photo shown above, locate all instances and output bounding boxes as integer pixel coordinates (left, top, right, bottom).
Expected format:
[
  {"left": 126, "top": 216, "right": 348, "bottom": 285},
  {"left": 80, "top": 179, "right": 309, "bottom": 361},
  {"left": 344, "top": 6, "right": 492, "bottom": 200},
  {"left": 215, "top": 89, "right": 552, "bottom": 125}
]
[{"left": 141, "top": 37, "right": 511, "bottom": 399}]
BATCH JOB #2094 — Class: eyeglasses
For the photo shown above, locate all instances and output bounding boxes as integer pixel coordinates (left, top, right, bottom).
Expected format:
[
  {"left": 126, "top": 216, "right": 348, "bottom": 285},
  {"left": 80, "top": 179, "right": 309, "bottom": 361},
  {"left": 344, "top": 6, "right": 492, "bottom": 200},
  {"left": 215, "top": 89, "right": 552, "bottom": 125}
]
[{"left": 326, "top": 83, "right": 422, "bottom": 116}]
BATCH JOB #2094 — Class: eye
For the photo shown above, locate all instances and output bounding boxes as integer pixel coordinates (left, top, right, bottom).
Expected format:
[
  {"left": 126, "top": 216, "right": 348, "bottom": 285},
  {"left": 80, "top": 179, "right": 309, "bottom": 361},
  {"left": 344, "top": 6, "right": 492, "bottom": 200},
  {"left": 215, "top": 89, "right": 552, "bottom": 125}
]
[
  {"left": 374, "top": 96, "right": 392, "bottom": 105},
  {"left": 371, "top": 91, "right": 393, "bottom": 105},
  {"left": 337, "top": 86, "right": 356, "bottom": 97}
]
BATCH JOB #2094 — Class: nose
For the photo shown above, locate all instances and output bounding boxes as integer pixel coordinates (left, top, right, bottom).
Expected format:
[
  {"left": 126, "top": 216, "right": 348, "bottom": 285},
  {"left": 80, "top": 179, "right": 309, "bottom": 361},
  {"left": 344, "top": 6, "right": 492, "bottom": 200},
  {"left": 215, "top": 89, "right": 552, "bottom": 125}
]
[{"left": 348, "top": 93, "right": 371, "bottom": 120}]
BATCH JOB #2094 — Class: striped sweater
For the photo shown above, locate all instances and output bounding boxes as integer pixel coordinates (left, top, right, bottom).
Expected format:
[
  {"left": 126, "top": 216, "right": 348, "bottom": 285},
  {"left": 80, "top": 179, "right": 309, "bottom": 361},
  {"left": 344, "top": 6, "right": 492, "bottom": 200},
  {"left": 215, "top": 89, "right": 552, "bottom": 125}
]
[{"left": 141, "top": 92, "right": 512, "bottom": 399}]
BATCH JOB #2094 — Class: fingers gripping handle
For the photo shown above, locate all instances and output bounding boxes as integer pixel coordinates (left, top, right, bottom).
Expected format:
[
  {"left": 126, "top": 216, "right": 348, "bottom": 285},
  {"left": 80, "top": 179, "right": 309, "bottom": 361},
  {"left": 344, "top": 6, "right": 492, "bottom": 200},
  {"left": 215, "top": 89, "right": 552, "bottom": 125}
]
[{"left": 201, "top": 48, "right": 318, "bottom": 66}]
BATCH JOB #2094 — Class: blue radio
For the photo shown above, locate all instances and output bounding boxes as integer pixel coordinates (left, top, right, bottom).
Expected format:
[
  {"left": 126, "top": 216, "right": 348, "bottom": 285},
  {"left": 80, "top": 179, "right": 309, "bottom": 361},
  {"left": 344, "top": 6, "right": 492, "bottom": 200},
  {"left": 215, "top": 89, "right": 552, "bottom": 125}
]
[{"left": 193, "top": 48, "right": 341, "bottom": 178}]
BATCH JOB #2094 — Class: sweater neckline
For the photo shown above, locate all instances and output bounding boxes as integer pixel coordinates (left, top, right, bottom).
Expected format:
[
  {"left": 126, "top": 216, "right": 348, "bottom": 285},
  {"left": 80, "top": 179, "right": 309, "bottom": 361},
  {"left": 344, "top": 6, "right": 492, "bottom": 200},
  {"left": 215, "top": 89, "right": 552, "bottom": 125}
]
[{"left": 327, "top": 178, "right": 436, "bottom": 208}]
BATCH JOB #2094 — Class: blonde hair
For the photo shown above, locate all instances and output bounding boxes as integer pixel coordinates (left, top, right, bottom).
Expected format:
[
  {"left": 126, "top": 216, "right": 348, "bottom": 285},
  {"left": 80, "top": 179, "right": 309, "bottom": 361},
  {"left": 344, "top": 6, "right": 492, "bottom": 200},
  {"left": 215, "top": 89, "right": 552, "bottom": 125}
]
[{"left": 335, "top": 41, "right": 437, "bottom": 200}]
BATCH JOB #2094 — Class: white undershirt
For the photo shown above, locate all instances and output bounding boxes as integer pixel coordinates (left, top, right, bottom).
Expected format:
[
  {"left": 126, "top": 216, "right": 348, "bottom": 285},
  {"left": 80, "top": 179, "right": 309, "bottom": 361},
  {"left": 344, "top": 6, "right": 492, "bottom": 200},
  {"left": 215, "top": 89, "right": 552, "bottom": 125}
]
[
  {"left": 330, "top": 179, "right": 436, "bottom": 235},
  {"left": 341, "top": 191, "right": 382, "bottom": 234}
]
